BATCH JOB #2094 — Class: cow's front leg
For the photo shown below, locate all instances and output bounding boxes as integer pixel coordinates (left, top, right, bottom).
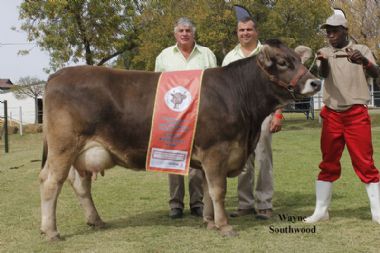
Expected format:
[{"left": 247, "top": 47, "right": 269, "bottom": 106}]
[
  {"left": 204, "top": 169, "right": 238, "bottom": 237},
  {"left": 40, "top": 161, "right": 70, "bottom": 240},
  {"left": 202, "top": 175, "right": 215, "bottom": 230},
  {"left": 67, "top": 167, "right": 105, "bottom": 228}
]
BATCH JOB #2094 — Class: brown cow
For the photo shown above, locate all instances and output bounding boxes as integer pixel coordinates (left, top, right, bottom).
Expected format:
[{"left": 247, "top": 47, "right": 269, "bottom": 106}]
[{"left": 40, "top": 39, "right": 321, "bottom": 240}]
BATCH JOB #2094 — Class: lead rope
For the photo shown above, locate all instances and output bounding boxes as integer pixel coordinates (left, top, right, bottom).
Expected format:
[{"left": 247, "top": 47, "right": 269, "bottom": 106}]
[{"left": 308, "top": 54, "right": 317, "bottom": 72}]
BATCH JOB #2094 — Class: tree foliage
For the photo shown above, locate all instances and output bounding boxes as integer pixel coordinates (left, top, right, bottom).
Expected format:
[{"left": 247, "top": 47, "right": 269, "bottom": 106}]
[
  {"left": 19, "top": 0, "right": 138, "bottom": 71},
  {"left": 123, "top": 0, "right": 331, "bottom": 70},
  {"left": 19, "top": 0, "right": 378, "bottom": 72},
  {"left": 125, "top": 0, "right": 237, "bottom": 70},
  {"left": 263, "top": 0, "right": 331, "bottom": 49}
]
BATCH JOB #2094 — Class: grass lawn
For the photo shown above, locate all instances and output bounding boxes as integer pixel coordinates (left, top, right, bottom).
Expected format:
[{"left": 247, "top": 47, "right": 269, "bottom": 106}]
[{"left": 1, "top": 111, "right": 380, "bottom": 252}]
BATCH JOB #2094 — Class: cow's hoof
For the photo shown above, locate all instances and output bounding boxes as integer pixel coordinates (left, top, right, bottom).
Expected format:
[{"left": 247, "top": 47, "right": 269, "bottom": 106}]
[
  {"left": 41, "top": 230, "right": 63, "bottom": 241},
  {"left": 87, "top": 219, "right": 106, "bottom": 229},
  {"left": 48, "top": 234, "right": 64, "bottom": 241},
  {"left": 219, "top": 225, "right": 238, "bottom": 237},
  {"left": 203, "top": 217, "right": 216, "bottom": 230},
  {"left": 204, "top": 221, "right": 216, "bottom": 230}
]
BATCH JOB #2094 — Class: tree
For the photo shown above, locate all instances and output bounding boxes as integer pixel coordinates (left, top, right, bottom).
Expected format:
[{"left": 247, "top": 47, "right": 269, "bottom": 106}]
[
  {"left": 122, "top": 0, "right": 262, "bottom": 70},
  {"left": 12, "top": 77, "right": 45, "bottom": 124},
  {"left": 263, "top": 0, "right": 331, "bottom": 51},
  {"left": 18, "top": 0, "right": 138, "bottom": 71},
  {"left": 18, "top": 0, "right": 348, "bottom": 72},
  {"left": 121, "top": 0, "right": 333, "bottom": 70}
]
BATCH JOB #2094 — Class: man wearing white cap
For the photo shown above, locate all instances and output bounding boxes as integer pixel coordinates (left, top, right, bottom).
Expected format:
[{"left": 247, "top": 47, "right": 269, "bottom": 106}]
[{"left": 305, "top": 13, "right": 380, "bottom": 224}]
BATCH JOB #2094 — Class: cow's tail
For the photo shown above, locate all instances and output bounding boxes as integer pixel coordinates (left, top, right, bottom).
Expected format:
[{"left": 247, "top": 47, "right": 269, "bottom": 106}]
[{"left": 41, "top": 137, "right": 48, "bottom": 170}]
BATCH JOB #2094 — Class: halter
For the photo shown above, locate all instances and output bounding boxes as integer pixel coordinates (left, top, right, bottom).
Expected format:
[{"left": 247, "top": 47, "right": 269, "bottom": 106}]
[{"left": 256, "top": 59, "right": 308, "bottom": 99}]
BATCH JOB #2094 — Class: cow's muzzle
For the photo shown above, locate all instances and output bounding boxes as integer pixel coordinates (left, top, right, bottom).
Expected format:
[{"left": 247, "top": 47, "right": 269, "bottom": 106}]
[{"left": 301, "top": 79, "right": 321, "bottom": 96}]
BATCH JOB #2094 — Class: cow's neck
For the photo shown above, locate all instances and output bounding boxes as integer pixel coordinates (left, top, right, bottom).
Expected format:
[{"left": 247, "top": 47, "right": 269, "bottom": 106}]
[
  {"left": 234, "top": 57, "right": 282, "bottom": 122},
  {"left": 226, "top": 56, "right": 284, "bottom": 153}
]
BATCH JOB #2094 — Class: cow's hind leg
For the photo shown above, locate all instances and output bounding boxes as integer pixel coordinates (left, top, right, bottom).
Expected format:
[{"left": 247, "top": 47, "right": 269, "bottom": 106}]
[
  {"left": 40, "top": 158, "right": 71, "bottom": 240},
  {"left": 67, "top": 167, "right": 105, "bottom": 228}
]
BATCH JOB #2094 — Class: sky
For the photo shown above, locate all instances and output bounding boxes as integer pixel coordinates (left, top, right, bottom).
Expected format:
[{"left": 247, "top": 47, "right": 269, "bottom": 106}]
[{"left": 0, "top": 1, "right": 50, "bottom": 83}]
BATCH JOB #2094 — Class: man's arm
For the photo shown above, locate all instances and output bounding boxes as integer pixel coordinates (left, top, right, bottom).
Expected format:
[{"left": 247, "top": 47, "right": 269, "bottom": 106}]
[
  {"left": 154, "top": 53, "right": 163, "bottom": 72},
  {"left": 347, "top": 49, "right": 379, "bottom": 78},
  {"left": 316, "top": 50, "right": 330, "bottom": 78},
  {"left": 362, "top": 59, "right": 379, "bottom": 79}
]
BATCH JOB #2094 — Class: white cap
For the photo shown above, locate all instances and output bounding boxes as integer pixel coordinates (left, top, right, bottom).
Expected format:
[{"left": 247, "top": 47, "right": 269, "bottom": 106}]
[{"left": 320, "top": 14, "right": 348, "bottom": 29}]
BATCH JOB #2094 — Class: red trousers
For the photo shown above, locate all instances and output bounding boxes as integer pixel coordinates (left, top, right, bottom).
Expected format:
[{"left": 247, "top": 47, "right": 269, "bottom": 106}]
[{"left": 318, "top": 105, "right": 380, "bottom": 183}]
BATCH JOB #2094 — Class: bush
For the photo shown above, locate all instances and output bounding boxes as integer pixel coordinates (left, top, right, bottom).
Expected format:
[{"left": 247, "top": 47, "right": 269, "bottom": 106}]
[
  {"left": 8, "top": 125, "right": 19, "bottom": 134},
  {"left": 0, "top": 124, "right": 42, "bottom": 135},
  {"left": 23, "top": 124, "right": 43, "bottom": 134}
]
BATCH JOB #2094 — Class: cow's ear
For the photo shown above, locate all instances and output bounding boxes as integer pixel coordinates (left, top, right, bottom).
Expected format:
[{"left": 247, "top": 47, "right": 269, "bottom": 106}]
[
  {"left": 294, "top": 45, "right": 313, "bottom": 64},
  {"left": 258, "top": 45, "right": 273, "bottom": 67}
]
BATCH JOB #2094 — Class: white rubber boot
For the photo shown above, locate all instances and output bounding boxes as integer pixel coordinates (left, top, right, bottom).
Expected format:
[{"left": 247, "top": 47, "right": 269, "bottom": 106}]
[
  {"left": 365, "top": 182, "right": 380, "bottom": 224},
  {"left": 304, "top": 180, "right": 332, "bottom": 223}
]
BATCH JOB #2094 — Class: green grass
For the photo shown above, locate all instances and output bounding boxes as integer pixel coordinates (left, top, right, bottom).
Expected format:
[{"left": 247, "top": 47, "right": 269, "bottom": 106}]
[{"left": 1, "top": 111, "right": 380, "bottom": 252}]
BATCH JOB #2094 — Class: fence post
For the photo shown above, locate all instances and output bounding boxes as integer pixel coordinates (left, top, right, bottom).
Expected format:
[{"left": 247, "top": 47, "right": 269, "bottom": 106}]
[
  {"left": 3, "top": 100, "right": 9, "bottom": 153},
  {"left": 19, "top": 106, "right": 23, "bottom": 136}
]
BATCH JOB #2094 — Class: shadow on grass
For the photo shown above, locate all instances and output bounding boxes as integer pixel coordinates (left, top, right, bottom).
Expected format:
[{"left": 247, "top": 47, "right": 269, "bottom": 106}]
[
  {"left": 60, "top": 190, "right": 372, "bottom": 240},
  {"left": 61, "top": 209, "right": 216, "bottom": 239},
  {"left": 274, "top": 191, "right": 370, "bottom": 221},
  {"left": 61, "top": 205, "right": 265, "bottom": 239}
]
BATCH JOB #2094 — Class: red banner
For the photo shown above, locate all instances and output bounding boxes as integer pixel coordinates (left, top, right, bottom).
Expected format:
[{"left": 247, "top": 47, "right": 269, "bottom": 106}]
[{"left": 146, "top": 70, "right": 203, "bottom": 175}]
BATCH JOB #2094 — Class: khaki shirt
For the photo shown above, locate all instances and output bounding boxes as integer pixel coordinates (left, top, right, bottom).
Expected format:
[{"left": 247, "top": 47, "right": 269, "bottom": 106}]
[
  {"left": 155, "top": 44, "right": 217, "bottom": 72},
  {"left": 318, "top": 41, "right": 376, "bottom": 111},
  {"left": 222, "top": 41, "right": 263, "bottom": 66}
]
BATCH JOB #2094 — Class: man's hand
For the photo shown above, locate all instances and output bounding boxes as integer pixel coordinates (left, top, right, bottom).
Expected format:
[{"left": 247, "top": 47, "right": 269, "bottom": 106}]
[
  {"left": 346, "top": 48, "right": 368, "bottom": 65},
  {"left": 316, "top": 50, "right": 328, "bottom": 62},
  {"left": 269, "top": 114, "right": 283, "bottom": 133}
]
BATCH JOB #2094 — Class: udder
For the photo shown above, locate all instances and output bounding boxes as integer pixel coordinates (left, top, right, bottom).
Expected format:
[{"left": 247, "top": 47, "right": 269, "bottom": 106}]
[{"left": 74, "top": 141, "right": 115, "bottom": 174}]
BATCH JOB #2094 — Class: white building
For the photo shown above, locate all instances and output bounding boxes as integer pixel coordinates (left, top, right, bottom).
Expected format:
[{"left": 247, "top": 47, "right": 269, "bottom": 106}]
[{"left": 0, "top": 79, "right": 42, "bottom": 124}]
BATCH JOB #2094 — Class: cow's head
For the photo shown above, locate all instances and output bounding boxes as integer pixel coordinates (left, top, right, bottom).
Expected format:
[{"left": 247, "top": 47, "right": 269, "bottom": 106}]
[{"left": 257, "top": 39, "right": 321, "bottom": 102}]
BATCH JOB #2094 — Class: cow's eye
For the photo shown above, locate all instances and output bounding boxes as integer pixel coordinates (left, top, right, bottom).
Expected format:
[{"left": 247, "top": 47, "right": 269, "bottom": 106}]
[{"left": 277, "top": 59, "right": 287, "bottom": 67}]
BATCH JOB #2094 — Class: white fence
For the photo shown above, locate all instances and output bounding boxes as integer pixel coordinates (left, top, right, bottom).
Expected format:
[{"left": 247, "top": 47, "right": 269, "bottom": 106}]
[
  {"left": 277, "top": 90, "right": 380, "bottom": 120},
  {"left": 312, "top": 91, "right": 380, "bottom": 110}
]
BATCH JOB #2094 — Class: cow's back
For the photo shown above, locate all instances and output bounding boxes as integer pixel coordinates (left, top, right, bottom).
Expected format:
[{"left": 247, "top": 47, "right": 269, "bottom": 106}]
[{"left": 44, "top": 66, "right": 160, "bottom": 169}]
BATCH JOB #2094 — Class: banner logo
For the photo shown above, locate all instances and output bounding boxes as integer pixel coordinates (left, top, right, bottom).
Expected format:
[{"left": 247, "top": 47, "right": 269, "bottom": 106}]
[{"left": 164, "top": 86, "right": 192, "bottom": 112}]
